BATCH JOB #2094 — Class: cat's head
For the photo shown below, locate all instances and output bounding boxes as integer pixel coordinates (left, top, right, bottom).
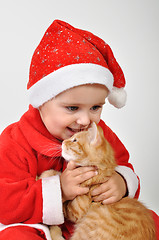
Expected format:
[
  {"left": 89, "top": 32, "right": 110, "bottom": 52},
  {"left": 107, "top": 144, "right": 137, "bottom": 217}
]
[{"left": 62, "top": 122, "right": 116, "bottom": 170}]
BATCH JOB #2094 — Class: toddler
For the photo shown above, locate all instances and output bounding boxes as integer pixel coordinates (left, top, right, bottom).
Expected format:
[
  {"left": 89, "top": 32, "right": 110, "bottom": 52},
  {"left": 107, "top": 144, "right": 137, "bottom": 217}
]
[{"left": 0, "top": 19, "right": 158, "bottom": 240}]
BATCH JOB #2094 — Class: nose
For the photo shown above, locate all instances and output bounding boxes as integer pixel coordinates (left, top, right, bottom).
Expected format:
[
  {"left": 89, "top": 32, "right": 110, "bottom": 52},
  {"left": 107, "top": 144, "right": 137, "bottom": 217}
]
[{"left": 76, "top": 111, "right": 91, "bottom": 126}]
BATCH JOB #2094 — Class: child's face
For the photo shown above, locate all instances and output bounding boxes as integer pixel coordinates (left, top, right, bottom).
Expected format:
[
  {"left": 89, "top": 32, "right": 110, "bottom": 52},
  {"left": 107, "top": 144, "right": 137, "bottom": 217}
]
[{"left": 39, "top": 84, "right": 108, "bottom": 141}]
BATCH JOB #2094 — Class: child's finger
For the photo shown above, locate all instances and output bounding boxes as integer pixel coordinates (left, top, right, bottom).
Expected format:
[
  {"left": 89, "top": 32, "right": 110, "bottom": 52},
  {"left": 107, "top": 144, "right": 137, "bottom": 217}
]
[
  {"left": 102, "top": 196, "right": 117, "bottom": 205},
  {"left": 91, "top": 181, "right": 110, "bottom": 196},
  {"left": 75, "top": 186, "right": 90, "bottom": 196},
  {"left": 67, "top": 160, "right": 77, "bottom": 170},
  {"left": 92, "top": 189, "right": 113, "bottom": 202},
  {"left": 67, "top": 161, "right": 97, "bottom": 176},
  {"left": 75, "top": 166, "right": 97, "bottom": 175},
  {"left": 75, "top": 170, "right": 98, "bottom": 184}
]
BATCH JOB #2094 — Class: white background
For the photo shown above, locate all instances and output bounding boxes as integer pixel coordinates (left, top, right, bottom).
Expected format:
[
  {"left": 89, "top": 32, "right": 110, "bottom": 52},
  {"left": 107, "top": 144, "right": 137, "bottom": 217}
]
[{"left": 0, "top": 0, "right": 158, "bottom": 214}]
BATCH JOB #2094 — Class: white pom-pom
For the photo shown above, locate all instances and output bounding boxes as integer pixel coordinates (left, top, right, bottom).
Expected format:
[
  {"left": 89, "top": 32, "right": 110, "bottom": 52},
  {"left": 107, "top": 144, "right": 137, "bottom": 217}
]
[{"left": 108, "top": 87, "right": 127, "bottom": 108}]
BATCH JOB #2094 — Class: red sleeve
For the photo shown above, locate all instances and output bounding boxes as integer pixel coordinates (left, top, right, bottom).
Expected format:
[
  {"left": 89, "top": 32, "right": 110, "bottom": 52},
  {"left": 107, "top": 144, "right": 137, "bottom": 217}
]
[
  {"left": 0, "top": 124, "right": 43, "bottom": 225},
  {"left": 98, "top": 119, "right": 140, "bottom": 199}
]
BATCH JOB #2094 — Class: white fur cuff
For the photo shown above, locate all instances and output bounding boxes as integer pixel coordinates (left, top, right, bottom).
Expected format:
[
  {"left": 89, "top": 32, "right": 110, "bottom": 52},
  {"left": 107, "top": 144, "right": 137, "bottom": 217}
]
[
  {"left": 28, "top": 63, "right": 113, "bottom": 108},
  {"left": 115, "top": 165, "right": 139, "bottom": 198},
  {"left": 42, "top": 175, "right": 64, "bottom": 225}
]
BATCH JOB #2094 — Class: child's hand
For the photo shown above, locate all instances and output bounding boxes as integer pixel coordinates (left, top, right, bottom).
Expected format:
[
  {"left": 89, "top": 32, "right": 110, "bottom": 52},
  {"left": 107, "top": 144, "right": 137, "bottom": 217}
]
[
  {"left": 91, "top": 172, "right": 127, "bottom": 204},
  {"left": 60, "top": 161, "right": 98, "bottom": 203}
]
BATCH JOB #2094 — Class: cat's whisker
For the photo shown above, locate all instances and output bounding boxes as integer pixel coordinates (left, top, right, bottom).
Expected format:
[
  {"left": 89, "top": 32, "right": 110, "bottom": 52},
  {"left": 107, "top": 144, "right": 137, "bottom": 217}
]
[{"left": 39, "top": 143, "right": 62, "bottom": 156}]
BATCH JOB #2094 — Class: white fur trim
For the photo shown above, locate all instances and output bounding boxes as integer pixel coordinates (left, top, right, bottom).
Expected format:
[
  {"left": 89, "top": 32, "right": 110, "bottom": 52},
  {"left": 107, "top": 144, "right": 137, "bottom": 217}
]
[
  {"left": 42, "top": 175, "right": 64, "bottom": 225},
  {"left": 28, "top": 63, "right": 114, "bottom": 108},
  {"left": 115, "top": 165, "right": 139, "bottom": 198},
  {"left": 0, "top": 223, "right": 52, "bottom": 240},
  {"left": 108, "top": 87, "right": 127, "bottom": 108}
]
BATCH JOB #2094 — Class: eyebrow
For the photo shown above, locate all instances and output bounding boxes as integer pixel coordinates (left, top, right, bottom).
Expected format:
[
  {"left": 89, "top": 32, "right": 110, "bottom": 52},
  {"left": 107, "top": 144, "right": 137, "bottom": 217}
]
[{"left": 61, "top": 101, "right": 106, "bottom": 106}]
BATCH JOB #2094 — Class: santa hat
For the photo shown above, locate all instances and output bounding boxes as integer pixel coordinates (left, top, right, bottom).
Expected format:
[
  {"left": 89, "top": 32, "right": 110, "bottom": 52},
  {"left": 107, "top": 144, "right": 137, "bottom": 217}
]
[{"left": 27, "top": 19, "right": 126, "bottom": 108}]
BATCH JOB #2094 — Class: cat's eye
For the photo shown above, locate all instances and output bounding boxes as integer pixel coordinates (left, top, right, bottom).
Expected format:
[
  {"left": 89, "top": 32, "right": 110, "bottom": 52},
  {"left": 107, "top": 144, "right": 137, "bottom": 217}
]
[{"left": 72, "top": 138, "right": 77, "bottom": 142}]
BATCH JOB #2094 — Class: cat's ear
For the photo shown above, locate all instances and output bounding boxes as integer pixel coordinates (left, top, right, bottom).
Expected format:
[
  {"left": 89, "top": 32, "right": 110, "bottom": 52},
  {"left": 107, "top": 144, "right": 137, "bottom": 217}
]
[{"left": 88, "top": 122, "right": 102, "bottom": 147}]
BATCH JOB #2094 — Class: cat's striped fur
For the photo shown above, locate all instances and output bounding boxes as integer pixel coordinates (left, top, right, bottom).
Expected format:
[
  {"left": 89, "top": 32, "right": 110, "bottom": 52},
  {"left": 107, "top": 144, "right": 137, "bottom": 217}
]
[{"left": 40, "top": 122, "right": 156, "bottom": 240}]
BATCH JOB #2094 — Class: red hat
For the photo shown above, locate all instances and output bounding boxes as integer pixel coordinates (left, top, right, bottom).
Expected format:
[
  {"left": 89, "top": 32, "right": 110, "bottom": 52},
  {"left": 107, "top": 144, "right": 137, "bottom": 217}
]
[{"left": 27, "top": 19, "right": 126, "bottom": 108}]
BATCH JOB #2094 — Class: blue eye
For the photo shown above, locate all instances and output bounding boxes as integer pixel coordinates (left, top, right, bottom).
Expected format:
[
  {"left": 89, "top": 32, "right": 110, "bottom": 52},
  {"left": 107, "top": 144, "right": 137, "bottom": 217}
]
[
  {"left": 91, "top": 105, "right": 101, "bottom": 111},
  {"left": 66, "top": 106, "right": 78, "bottom": 111}
]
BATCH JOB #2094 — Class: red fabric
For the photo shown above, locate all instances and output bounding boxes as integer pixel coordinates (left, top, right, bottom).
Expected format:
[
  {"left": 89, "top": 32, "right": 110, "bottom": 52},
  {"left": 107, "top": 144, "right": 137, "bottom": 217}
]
[
  {"left": 151, "top": 211, "right": 159, "bottom": 240},
  {"left": 0, "top": 226, "right": 47, "bottom": 240},
  {"left": 0, "top": 106, "right": 139, "bottom": 238},
  {"left": 0, "top": 106, "right": 64, "bottom": 225},
  {"left": 28, "top": 19, "right": 125, "bottom": 90}
]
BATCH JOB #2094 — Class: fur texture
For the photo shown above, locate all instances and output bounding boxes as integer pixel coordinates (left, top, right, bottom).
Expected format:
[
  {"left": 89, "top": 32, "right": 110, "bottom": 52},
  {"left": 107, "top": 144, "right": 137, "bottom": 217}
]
[{"left": 40, "top": 123, "right": 156, "bottom": 240}]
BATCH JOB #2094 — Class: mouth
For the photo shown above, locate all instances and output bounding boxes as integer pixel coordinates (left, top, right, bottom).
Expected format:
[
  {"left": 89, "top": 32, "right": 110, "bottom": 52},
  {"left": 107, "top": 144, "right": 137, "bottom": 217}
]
[{"left": 67, "top": 127, "right": 88, "bottom": 133}]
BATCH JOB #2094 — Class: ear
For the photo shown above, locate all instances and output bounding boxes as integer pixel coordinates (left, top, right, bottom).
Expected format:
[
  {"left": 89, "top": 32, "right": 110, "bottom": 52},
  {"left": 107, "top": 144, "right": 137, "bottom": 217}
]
[{"left": 88, "top": 122, "right": 102, "bottom": 147}]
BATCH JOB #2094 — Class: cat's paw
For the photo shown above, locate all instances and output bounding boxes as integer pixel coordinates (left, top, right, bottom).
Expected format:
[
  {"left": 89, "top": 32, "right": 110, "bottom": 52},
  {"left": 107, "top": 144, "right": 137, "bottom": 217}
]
[
  {"left": 49, "top": 226, "right": 65, "bottom": 240},
  {"left": 37, "top": 169, "right": 61, "bottom": 180},
  {"left": 64, "top": 194, "right": 91, "bottom": 222}
]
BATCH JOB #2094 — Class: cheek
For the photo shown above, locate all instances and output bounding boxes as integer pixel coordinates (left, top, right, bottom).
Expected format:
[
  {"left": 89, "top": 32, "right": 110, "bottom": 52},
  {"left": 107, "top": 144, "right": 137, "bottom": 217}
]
[
  {"left": 58, "top": 114, "right": 77, "bottom": 127},
  {"left": 42, "top": 114, "right": 63, "bottom": 135},
  {"left": 47, "top": 112, "right": 67, "bottom": 127},
  {"left": 46, "top": 115, "right": 75, "bottom": 138},
  {"left": 92, "top": 111, "right": 102, "bottom": 123}
]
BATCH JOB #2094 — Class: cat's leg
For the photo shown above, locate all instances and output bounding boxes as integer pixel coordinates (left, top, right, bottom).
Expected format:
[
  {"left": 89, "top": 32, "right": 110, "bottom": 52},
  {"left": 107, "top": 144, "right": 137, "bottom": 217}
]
[
  {"left": 49, "top": 226, "right": 65, "bottom": 240},
  {"left": 37, "top": 169, "right": 61, "bottom": 180},
  {"left": 64, "top": 194, "right": 91, "bottom": 223}
]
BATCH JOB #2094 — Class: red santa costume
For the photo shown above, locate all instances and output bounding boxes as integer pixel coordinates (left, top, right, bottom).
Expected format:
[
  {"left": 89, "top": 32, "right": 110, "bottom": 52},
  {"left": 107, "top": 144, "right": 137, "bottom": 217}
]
[{"left": 0, "top": 19, "right": 158, "bottom": 240}]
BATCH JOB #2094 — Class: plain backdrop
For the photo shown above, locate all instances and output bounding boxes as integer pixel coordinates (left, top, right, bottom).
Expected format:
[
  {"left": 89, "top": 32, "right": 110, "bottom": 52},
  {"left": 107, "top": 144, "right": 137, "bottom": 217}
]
[{"left": 0, "top": 0, "right": 158, "bottom": 214}]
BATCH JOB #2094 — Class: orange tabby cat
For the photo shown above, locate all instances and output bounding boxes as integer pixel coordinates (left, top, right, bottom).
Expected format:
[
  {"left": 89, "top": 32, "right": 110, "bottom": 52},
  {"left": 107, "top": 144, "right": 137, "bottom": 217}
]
[{"left": 40, "top": 122, "right": 156, "bottom": 240}]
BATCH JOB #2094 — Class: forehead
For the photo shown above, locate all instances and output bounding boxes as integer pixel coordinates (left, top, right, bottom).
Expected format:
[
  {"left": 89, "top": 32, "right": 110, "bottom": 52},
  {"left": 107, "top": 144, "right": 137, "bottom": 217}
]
[{"left": 55, "top": 84, "right": 108, "bottom": 104}]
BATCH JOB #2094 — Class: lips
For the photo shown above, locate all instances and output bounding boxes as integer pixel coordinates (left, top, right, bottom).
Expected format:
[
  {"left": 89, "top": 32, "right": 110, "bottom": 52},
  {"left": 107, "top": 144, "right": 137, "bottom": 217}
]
[{"left": 67, "top": 127, "right": 87, "bottom": 133}]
